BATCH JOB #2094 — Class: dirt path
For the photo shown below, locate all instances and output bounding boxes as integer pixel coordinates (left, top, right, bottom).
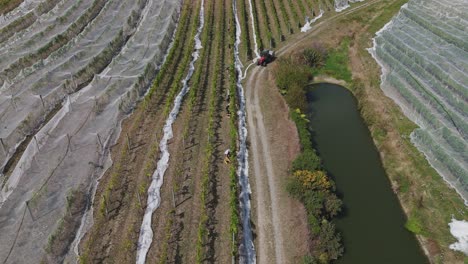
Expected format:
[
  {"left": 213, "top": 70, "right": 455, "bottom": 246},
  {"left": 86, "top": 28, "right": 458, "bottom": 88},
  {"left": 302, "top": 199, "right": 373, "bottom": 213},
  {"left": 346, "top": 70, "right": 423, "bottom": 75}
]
[
  {"left": 246, "top": 68, "right": 284, "bottom": 263},
  {"left": 246, "top": 63, "right": 312, "bottom": 263}
]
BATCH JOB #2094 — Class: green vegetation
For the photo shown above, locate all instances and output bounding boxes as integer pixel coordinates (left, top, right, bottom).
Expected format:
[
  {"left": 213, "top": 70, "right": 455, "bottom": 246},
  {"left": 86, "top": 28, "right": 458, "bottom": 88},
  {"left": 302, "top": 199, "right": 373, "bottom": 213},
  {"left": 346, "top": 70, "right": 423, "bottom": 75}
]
[
  {"left": 250, "top": 0, "right": 263, "bottom": 50},
  {"left": 267, "top": 0, "right": 282, "bottom": 42},
  {"left": 304, "top": 0, "right": 315, "bottom": 16},
  {"left": 302, "top": 44, "right": 327, "bottom": 68},
  {"left": 312, "top": 38, "right": 352, "bottom": 83},
  {"left": 274, "top": 43, "right": 333, "bottom": 111},
  {"left": 146, "top": 12, "right": 188, "bottom": 100},
  {"left": 194, "top": 1, "right": 216, "bottom": 261},
  {"left": 275, "top": 51, "right": 344, "bottom": 263},
  {"left": 228, "top": 60, "right": 240, "bottom": 259},
  {"left": 255, "top": 0, "right": 272, "bottom": 49},
  {"left": 239, "top": 0, "right": 252, "bottom": 59},
  {"left": 368, "top": 0, "right": 409, "bottom": 34},
  {"left": 286, "top": 0, "right": 300, "bottom": 27},
  {"left": 42, "top": 189, "right": 88, "bottom": 262},
  {"left": 0, "top": 0, "right": 62, "bottom": 41},
  {"left": 277, "top": 0, "right": 291, "bottom": 34},
  {"left": 0, "top": 12, "right": 34, "bottom": 43},
  {"left": 97, "top": 141, "right": 127, "bottom": 218},
  {"left": 296, "top": 0, "right": 307, "bottom": 19},
  {"left": 158, "top": 211, "right": 174, "bottom": 264},
  {"left": 45, "top": 218, "right": 65, "bottom": 253},
  {"left": 288, "top": 111, "right": 344, "bottom": 263},
  {"left": 163, "top": 4, "right": 202, "bottom": 115},
  {"left": 405, "top": 216, "right": 424, "bottom": 235},
  {"left": 79, "top": 0, "right": 200, "bottom": 261},
  {"left": 228, "top": 2, "right": 240, "bottom": 259},
  {"left": 274, "top": 57, "right": 312, "bottom": 111}
]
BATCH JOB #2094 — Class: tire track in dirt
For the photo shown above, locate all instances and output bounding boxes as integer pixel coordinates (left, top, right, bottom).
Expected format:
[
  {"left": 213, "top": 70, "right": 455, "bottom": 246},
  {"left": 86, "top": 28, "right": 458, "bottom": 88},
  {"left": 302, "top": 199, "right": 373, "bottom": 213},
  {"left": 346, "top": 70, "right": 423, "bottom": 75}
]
[{"left": 246, "top": 67, "right": 285, "bottom": 264}]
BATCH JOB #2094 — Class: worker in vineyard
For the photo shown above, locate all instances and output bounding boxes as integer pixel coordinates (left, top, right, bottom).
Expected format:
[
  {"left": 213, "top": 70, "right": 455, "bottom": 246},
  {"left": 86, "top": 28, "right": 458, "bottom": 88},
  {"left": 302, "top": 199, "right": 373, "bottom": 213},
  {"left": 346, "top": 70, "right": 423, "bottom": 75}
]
[
  {"left": 224, "top": 149, "right": 231, "bottom": 164},
  {"left": 226, "top": 103, "right": 230, "bottom": 118}
]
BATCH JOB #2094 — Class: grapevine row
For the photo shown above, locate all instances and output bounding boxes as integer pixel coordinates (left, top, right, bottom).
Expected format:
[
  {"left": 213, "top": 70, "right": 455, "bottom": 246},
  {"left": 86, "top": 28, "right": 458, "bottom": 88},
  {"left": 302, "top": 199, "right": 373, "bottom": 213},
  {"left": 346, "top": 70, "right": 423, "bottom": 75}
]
[
  {"left": 255, "top": 0, "right": 272, "bottom": 49},
  {"left": 163, "top": 3, "right": 203, "bottom": 115},
  {"left": 78, "top": 0, "right": 198, "bottom": 261},
  {"left": 238, "top": 0, "right": 252, "bottom": 59},
  {"left": 277, "top": 0, "right": 292, "bottom": 34},
  {"left": 267, "top": 0, "right": 283, "bottom": 43},
  {"left": 227, "top": 0, "right": 240, "bottom": 257}
]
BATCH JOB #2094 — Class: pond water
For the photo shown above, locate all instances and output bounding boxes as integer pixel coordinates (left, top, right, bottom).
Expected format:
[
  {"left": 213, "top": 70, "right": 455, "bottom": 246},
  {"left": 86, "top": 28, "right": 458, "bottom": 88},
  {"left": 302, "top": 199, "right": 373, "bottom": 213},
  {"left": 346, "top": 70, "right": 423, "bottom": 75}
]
[{"left": 306, "top": 83, "right": 428, "bottom": 264}]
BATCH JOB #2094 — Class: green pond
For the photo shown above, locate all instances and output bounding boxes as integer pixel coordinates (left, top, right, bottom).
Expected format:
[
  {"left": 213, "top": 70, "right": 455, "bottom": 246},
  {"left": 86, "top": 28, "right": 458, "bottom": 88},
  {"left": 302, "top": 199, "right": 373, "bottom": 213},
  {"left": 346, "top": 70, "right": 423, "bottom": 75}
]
[{"left": 306, "top": 83, "right": 428, "bottom": 264}]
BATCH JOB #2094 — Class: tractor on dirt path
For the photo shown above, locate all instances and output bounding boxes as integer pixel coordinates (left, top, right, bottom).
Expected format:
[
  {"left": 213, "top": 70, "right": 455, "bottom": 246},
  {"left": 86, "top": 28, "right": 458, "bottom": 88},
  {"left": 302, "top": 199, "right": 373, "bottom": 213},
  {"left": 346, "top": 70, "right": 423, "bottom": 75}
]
[{"left": 257, "top": 50, "right": 275, "bottom": 66}]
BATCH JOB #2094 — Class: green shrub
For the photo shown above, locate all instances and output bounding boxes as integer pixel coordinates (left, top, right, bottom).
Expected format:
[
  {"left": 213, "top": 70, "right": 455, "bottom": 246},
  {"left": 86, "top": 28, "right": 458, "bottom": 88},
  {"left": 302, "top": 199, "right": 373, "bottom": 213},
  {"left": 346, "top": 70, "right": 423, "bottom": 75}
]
[
  {"left": 292, "top": 149, "right": 321, "bottom": 171},
  {"left": 307, "top": 213, "right": 321, "bottom": 235},
  {"left": 275, "top": 58, "right": 312, "bottom": 90},
  {"left": 302, "top": 48, "right": 326, "bottom": 68},
  {"left": 324, "top": 193, "right": 342, "bottom": 218},
  {"left": 312, "top": 38, "right": 352, "bottom": 83},
  {"left": 286, "top": 173, "right": 303, "bottom": 199},
  {"left": 303, "top": 190, "right": 326, "bottom": 218},
  {"left": 302, "top": 255, "right": 320, "bottom": 264},
  {"left": 318, "top": 221, "right": 344, "bottom": 260},
  {"left": 290, "top": 110, "right": 313, "bottom": 150},
  {"left": 285, "top": 82, "right": 308, "bottom": 111},
  {"left": 405, "top": 216, "right": 423, "bottom": 234}
]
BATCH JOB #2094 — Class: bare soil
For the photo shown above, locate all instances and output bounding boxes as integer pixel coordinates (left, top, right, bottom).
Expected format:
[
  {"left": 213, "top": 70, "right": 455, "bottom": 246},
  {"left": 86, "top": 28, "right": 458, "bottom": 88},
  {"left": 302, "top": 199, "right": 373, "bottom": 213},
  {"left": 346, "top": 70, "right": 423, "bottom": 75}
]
[{"left": 245, "top": 65, "right": 310, "bottom": 264}]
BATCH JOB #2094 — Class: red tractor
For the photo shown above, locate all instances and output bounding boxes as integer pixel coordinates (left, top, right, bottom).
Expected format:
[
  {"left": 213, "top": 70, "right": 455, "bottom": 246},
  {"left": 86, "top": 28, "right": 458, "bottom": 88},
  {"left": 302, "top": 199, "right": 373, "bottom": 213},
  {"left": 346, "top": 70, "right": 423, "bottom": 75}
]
[{"left": 257, "top": 50, "right": 275, "bottom": 66}]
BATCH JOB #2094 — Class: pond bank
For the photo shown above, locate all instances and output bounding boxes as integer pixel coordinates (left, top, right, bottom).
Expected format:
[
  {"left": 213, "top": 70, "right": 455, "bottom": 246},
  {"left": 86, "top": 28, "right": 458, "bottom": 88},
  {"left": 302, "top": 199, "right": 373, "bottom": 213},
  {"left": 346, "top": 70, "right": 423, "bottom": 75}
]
[{"left": 306, "top": 82, "right": 428, "bottom": 264}]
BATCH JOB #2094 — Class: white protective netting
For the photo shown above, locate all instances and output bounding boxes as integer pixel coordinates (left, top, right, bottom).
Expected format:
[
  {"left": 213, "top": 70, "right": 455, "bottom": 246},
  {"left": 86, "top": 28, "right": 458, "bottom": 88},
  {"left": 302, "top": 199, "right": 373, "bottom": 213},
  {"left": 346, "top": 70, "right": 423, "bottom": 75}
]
[
  {"left": 334, "top": 0, "right": 364, "bottom": 12},
  {"left": 0, "top": 0, "right": 181, "bottom": 262},
  {"left": 369, "top": 0, "right": 468, "bottom": 203},
  {"left": 233, "top": 0, "right": 256, "bottom": 262}
]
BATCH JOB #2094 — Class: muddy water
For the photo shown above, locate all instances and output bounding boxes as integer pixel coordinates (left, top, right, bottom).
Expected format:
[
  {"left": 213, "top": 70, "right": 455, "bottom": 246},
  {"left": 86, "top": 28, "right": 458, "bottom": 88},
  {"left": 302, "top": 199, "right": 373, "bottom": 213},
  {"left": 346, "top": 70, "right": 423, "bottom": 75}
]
[{"left": 306, "top": 83, "right": 428, "bottom": 264}]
